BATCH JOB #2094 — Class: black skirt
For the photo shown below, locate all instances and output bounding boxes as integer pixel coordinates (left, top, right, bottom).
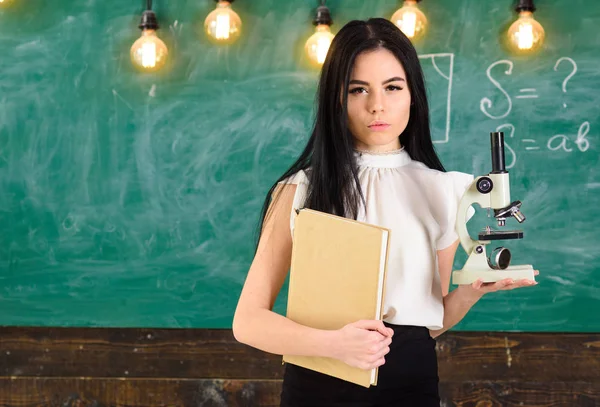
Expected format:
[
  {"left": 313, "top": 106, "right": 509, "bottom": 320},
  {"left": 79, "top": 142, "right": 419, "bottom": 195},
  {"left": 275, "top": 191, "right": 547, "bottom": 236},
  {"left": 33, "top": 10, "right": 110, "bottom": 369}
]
[{"left": 280, "top": 323, "right": 440, "bottom": 407}]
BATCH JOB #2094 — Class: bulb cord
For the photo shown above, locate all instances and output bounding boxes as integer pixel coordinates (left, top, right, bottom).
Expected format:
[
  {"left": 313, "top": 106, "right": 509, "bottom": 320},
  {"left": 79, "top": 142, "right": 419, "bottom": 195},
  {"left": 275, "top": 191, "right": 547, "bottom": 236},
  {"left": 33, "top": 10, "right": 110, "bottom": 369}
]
[
  {"left": 139, "top": 0, "right": 158, "bottom": 30},
  {"left": 314, "top": 0, "right": 332, "bottom": 26},
  {"left": 516, "top": 0, "right": 536, "bottom": 12}
]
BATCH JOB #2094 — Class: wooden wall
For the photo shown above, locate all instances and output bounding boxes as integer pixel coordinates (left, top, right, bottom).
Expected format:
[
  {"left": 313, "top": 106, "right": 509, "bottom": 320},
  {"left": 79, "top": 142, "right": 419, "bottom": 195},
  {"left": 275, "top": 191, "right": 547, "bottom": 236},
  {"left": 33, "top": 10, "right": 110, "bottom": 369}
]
[{"left": 1, "top": 328, "right": 599, "bottom": 406}]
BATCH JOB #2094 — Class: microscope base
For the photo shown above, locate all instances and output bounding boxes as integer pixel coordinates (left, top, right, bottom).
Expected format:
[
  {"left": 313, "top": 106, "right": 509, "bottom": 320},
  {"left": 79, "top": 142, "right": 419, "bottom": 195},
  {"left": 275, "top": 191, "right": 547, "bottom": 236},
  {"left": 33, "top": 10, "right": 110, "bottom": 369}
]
[{"left": 452, "top": 265, "right": 535, "bottom": 285}]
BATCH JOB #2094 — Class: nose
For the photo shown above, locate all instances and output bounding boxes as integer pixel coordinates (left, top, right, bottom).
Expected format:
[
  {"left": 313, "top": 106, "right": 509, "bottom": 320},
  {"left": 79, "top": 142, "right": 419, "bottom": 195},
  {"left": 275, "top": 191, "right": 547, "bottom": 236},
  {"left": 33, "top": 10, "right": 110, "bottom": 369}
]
[{"left": 369, "top": 90, "right": 384, "bottom": 113}]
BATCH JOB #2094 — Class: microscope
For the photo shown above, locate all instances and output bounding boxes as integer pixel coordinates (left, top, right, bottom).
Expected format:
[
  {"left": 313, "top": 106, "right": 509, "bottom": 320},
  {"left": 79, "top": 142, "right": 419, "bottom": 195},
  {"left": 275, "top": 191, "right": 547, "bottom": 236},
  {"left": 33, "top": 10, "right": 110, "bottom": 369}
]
[{"left": 451, "top": 132, "right": 536, "bottom": 285}]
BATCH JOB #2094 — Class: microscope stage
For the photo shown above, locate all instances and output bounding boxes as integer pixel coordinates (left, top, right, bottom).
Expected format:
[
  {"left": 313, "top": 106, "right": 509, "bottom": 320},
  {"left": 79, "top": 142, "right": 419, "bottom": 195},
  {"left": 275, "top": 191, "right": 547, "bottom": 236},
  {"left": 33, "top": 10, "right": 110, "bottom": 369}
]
[{"left": 478, "top": 230, "right": 523, "bottom": 241}]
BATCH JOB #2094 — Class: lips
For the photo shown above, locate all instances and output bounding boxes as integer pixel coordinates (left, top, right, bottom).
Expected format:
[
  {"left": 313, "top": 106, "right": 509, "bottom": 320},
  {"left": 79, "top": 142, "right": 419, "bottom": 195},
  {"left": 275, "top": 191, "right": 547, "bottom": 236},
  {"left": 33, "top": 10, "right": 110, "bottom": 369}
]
[{"left": 368, "top": 123, "right": 391, "bottom": 131}]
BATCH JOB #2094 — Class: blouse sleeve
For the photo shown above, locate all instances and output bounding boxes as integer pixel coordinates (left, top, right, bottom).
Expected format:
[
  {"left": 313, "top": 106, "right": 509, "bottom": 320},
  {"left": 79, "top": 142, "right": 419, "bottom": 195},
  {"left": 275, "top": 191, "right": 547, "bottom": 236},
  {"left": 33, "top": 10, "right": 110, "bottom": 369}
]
[
  {"left": 436, "top": 171, "right": 476, "bottom": 250},
  {"left": 276, "top": 170, "right": 309, "bottom": 237}
]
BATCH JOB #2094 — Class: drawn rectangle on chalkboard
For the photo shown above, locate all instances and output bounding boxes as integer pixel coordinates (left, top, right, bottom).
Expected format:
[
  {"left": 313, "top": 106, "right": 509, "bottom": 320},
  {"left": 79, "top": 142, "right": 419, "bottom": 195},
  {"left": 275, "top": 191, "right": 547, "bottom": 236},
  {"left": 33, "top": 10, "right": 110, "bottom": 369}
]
[{"left": 419, "top": 53, "right": 454, "bottom": 144}]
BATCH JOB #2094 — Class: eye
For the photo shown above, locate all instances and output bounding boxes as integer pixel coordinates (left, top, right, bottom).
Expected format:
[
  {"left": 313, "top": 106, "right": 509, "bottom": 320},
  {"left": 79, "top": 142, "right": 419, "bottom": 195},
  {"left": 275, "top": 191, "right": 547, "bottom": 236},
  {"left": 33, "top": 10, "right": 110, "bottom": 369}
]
[
  {"left": 349, "top": 87, "right": 367, "bottom": 94},
  {"left": 386, "top": 85, "right": 403, "bottom": 91}
]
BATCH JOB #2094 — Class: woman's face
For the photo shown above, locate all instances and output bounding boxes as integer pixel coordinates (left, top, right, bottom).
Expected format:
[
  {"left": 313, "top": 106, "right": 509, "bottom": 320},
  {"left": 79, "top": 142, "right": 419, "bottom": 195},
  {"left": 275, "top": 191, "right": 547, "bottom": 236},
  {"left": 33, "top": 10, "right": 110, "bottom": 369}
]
[{"left": 345, "top": 48, "right": 411, "bottom": 153}]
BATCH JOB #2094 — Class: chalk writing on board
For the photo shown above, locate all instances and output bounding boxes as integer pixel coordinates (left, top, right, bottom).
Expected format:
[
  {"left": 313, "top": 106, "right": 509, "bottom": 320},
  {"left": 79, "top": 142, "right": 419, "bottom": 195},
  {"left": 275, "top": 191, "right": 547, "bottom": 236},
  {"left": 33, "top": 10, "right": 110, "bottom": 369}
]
[
  {"left": 548, "top": 121, "right": 590, "bottom": 152},
  {"left": 495, "top": 121, "right": 590, "bottom": 167},
  {"left": 169, "top": 20, "right": 183, "bottom": 36},
  {"left": 480, "top": 57, "right": 580, "bottom": 116},
  {"left": 515, "top": 88, "right": 538, "bottom": 99},
  {"left": 419, "top": 53, "right": 454, "bottom": 144},
  {"left": 522, "top": 139, "right": 539, "bottom": 151},
  {"left": 553, "top": 57, "right": 577, "bottom": 109},
  {"left": 480, "top": 57, "right": 591, "bottom": 162},
  {"left": 480, "top": 59, "right": 513, "bottom": 120}
]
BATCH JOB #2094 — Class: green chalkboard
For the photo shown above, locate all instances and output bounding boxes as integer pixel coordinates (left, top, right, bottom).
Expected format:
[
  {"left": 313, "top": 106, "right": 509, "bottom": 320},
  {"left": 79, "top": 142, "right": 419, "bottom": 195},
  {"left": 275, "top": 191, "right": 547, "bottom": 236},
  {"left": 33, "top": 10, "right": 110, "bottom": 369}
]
[{"left": 0, "top": 0, "right": 598, "bottom": 331}]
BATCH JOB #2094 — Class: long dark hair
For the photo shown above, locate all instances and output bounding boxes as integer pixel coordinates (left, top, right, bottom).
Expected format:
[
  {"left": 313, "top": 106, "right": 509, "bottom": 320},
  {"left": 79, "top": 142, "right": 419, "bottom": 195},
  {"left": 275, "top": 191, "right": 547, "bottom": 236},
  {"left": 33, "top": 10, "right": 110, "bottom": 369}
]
[{"left": 255, "top": 18, "right": 446, "bottom": 248}]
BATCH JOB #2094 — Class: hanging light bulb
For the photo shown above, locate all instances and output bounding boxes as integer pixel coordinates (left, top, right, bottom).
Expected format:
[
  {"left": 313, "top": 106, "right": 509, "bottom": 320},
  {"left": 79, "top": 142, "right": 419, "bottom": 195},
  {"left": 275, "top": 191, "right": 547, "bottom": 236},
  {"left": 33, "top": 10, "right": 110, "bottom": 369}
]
[
  {"left": 130, "top": 0, "right": 168, "bottom": 72},
  {"left": 391, "top": 0, "right": 428, "bottom": 41},
  {"left": 205, "top": 0, "right": 242, "bottom": 44},
  {"left": 507, "top": 0, "right": 545, "bottom": 53},
  {"left": 305, "top": 1, "right": 335, "bottom": 66}
]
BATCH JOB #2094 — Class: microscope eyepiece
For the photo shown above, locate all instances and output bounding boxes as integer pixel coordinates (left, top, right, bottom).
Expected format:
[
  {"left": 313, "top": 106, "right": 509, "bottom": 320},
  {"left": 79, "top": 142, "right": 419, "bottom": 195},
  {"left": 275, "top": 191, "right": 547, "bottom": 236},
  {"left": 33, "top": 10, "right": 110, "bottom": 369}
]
[{"left": 490, "top": 132, "right": 508, "bottom": 174}]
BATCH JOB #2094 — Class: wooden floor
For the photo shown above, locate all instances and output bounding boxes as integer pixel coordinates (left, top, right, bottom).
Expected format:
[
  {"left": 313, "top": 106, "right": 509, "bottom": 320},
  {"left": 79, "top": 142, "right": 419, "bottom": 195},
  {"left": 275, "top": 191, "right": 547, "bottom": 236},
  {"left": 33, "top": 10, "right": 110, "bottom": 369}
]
[{"left": 1, "top": 327, "right": 599, "bottom": 406}]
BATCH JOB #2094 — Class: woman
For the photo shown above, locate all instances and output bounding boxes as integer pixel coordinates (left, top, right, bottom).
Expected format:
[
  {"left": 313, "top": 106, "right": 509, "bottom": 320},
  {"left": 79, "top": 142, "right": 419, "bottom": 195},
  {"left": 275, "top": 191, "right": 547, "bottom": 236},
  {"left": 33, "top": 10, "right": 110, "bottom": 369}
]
[{"left": 233, "top": 18, "right": 538, "bottom": 406}]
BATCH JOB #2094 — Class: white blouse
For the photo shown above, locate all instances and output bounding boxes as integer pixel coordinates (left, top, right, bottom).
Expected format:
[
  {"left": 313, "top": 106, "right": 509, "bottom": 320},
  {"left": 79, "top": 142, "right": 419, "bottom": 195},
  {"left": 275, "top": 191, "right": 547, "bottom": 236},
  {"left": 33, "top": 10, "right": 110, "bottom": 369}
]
[{"left": 279, "top": 148, "right": 474, "bottom": 330}]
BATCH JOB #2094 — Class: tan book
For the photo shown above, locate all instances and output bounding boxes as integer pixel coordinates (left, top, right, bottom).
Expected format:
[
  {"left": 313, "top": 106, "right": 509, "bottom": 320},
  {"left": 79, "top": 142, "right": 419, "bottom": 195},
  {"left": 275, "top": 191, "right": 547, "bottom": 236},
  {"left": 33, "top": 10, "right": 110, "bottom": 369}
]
[{"left": 282, "top": 208, "right": 391, "bottom": 388}]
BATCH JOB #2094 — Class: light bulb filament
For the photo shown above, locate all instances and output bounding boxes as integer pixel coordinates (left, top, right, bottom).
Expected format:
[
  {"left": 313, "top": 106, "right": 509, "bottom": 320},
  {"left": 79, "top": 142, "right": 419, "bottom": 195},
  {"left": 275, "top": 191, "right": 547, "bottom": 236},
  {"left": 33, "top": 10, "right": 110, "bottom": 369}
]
[
  {"left": 316, "top": 37, "right": 330, "bottom": 64},
  {"left": 215, "top": 13, "right": 231, "bottom": 39},
  {"left": 399, "top": 11, "right": 417, "bottom": 37},
  {"left": 141, "top": 41, "right": 157, "bottom": 68},
  {"left": 516, "top": 23, "right": 534, "bottom": 49}
]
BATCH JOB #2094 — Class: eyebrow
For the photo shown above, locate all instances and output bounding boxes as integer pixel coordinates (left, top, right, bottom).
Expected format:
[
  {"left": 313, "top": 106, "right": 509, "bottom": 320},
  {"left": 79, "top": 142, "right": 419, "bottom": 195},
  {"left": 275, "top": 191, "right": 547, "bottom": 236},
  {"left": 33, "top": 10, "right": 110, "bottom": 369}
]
[{"left": 349, "top": 77, "right": 406, "bottom": 86}]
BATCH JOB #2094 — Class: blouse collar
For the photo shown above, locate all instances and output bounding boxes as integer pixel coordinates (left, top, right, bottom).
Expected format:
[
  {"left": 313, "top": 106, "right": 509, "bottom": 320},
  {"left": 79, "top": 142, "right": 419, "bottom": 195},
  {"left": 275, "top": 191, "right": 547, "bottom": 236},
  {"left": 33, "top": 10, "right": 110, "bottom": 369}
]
[{"left": 353, "top": 146, "right": 412, "bottom": 169}]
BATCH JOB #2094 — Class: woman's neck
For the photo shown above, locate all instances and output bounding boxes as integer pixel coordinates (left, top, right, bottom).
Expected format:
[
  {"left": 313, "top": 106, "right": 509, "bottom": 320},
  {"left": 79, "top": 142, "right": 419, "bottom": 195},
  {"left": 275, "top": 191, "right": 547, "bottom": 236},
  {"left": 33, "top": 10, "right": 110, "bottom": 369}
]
[
  {"left": 353, "top": 140, "right": 402, "bottom": 154},
  {"left": 355, "top": 145, "right": 405, "bottom": 155}
]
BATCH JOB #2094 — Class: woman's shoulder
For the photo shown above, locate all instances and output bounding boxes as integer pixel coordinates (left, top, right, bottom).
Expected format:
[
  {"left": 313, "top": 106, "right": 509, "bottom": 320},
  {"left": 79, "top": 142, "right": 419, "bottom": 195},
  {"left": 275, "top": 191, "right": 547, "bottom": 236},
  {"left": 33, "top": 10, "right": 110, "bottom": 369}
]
[
  {"left": 443, "top": 170, "right": 475, "bottom": 189},
  {"left": 278, "top": 168, "right": 311, "bottom": 186},
  {"left": 404, "top": 162, "right": 474, "bottom": 205},
  {"left": 406, "top": 160, "right": 473, "bottom": 183}
]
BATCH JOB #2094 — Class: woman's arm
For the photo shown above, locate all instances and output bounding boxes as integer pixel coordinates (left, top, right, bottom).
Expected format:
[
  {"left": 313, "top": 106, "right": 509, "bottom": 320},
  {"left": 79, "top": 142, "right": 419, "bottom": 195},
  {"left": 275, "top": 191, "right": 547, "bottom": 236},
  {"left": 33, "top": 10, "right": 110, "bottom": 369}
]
[
  {"left": 232, "top": 185, "right": 392, "bottom": 366},
  {"left": 233, "top": 185, "right": 337, "bottom": 357},
  {"left": 429, "top": 239, "right": 538, "bottom": 339}
]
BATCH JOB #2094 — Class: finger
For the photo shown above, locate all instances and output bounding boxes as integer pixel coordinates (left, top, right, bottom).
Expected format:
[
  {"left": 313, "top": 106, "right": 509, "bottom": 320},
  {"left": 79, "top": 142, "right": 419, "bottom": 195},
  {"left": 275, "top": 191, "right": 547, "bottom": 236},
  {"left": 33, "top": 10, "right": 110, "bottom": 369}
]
[
  {"left": 354, "top": 320, "right": 389, "bottom": 337},
  {"left": 379, "top": 336, "right": 392, "bottom": 347},
  {"left": 534, "top": 270, "right": 540, "bottom": 276},
  {"left": 497, "top": 278, "right": 538, "bottom": 291},
  {"left": 515, "top": 279, "right": 538, "bottom": 287},
  {"left": 371, "top": 338, "right": 391, "bottom": 356},
  {"left": 373, "top": 357, "right": 386, "bottom": 368},
  {"left": 374, "top": 340, "right": 391, "bottom": 355},
  {"left": 372, "top": 321, "right": 393, "bottom": 338},
  {"left": 366, "top": 320, "right": 394, "bottom": 341},
  {"left": 374, "top": 346, "right": 390, "bottom": 360},
  {"left": 496, "top": 278, "right": 515, "bottom": 289},
  {"left": 473, "top": 279, "right": 500, "bottom": 293},
  {"left": 362, "top": 357, "right": 385, "bottom": 371},
  {"left": 471, "top": 279, "right": 484, "bottom": 290},
  {"left": 478, "top": 278, "right": 512, "bottom": 293},
  {"left": 376, "top": 321, "right": 394, "bottom": 337}
]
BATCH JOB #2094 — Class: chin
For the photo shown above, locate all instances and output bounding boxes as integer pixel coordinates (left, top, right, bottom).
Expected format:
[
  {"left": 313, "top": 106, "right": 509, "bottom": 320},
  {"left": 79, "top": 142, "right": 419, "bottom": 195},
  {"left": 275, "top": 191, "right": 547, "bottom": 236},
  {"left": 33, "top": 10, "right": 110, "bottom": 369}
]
[{"left": 364, "top": 133, "right": 398, "bottom": 146}]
